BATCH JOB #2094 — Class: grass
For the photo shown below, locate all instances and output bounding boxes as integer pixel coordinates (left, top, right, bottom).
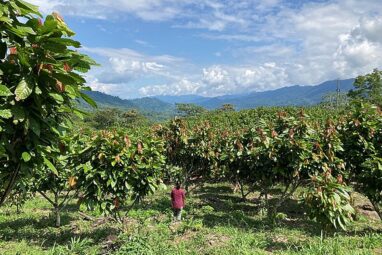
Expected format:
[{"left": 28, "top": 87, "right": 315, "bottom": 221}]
[{"left": 0, "top": 183, "right": 382, "bottom": 254}]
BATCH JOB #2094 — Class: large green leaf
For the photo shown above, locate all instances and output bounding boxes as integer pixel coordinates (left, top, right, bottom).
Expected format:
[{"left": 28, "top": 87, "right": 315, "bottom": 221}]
[
  {"left": 43, "top": 157, "right": 58, "bottom": 176},
  {"left": 15, "top": 79, "right": 33, "bottom": 101},
  {"left": 80, "top": 92, "right": 97, "bottom": 108},
  {"left": 0, "top": 85, "right": 12, "bottom": 96},
  {"left": 49, "top": 93, "right": 64, "bottom": 103},
  {"left": 47, "top": 38, "right": 81, "bottom": 48},
  {"left": 29, "top": 117, "right": 41, "bottom": 136},
  {"left": 15, "top": 0, "right": 41, "bottom": 16},
  {"left": 0, "top": 109, "right": 12, "bottom": 119},
  {"left": 8, "top": 25, "right": 36, "bottom": 37}
]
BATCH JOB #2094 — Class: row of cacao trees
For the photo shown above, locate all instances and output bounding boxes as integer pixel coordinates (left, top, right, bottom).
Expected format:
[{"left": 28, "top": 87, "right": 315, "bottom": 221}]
[
  {"left": 6, "top": 98, "right": 380, "bottom": 232},
  {"left": 156, "top": 101, "right": 382, "bottom": 231},
  {"left": 8, "top": 128, "right": 166, "bottom": 227}
]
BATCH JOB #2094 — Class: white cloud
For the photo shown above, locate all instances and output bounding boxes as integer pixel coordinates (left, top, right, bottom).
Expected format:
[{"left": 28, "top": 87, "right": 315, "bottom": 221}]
[
  {"left": 31, "top": 0, "right": 382, "bottom": 97},
  {"left": 82, "top": 47, "right": 185, "bottom": 85},
  {"left": 334, "top": 17, "right": 382, "bottom": 77},
  {"left": 139, "top": 79, "right": 202, "bottom": 96},
  {"left": 138, "top": 63, "right": 289, "bottom": 97},
  {"left": 86, "top": 76, "right": 122, "bottom": 95},
  {"left": 203, "top": 66, "right": 229, "bottom": 85}
]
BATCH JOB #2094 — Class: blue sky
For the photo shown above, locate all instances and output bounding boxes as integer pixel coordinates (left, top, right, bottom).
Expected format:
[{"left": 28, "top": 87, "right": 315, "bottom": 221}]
[{"left": 30, "top": 0, "right": 382, "bottom": 99}]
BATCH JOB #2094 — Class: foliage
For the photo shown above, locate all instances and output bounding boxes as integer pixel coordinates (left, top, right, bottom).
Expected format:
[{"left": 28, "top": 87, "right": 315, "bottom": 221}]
[
  {"left": 219, "top": 104, "right": 235, "bottom": 112},
  {"left": 341, "top": 102, "right": 382, "bottom": 217},
  {"left": 303, "top": 171, "right": 354, "bottom": 232},
  {"left": 30, "top": 132, "right": 79, "bottom": 227},
  {"left": 321, "top": 91, "right": 349, "bottom": 110},
  {"left": 156, "top": 119, "right": 218, "bottom": 190},
  {"left": 0, "top": 0, "right": 96, "bottom": 205},
  {"left": 176, "top": 103, "right": 207, "bottom": 117},
  {"left": 75, "top": 130, "right": 166, "bottom": 215},
  {"left": 84, "top": 108, "right": 149, "bottom": 130},
  {"left": 348, "top": 69, "right": 382, "bottom": 105}
]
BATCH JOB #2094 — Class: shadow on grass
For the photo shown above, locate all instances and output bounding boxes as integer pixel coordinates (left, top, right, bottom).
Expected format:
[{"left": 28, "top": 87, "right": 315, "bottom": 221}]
[
  {"left": 0, "top": 211, "right": 117, "bottom": 249},
  {"left": 128, "top": 183, "right": 321, "bottom": 237}
]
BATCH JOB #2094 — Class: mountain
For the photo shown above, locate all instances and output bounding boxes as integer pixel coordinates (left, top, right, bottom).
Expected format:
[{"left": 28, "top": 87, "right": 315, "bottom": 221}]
[
  {"left": 82, "top": 78, "right": 356, "bottom": 117},
  {"left": 154, "top": 79, "right": 355, "bottom": 109},
  {"left": 81, "top": 91, "right": 175, "bottom": 114},
  {"left": 154, "top": 95, "right": 206, "bottom": 104}
]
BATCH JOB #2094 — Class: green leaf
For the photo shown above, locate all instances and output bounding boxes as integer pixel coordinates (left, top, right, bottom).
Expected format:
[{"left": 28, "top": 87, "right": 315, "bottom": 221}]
[
  {"left": 15, "top": 0, "right": 41, "bottom": 16},
  {"left": 0, "top": 85, "right": 12, "bottom": 96},
  {"left": 40, "top": 18, "right": 58, "bottom": 35},
  {"left": 43, "top": 157, "right": 58, "bottom": 176},
  {"left": 12, "top": 106, "right": 25, "bottom": 123},
  {"left": 49, "top": 93, "right": 64, "bottom": 103},
  {"left": 21, "top": 152, "right": 31, "bottom": 162},
  {"left": 29, "top": 117, "right": 40, "bottom": 136},
  {"left": 8, "top": 25, "right": 36, "bottom": 37},
  {"left": 47, "top": 38, "right": 81, "bottom": 48},
  {"left": 15, "top": 79, "right": 33, "bottom": 101},
  {"left": 0, "top": 109, "right": 12, "bottom": 119},
  {"left": 42, "top": 42, "right": 66, "bottom": 53},
  {"left": 80, "top": 92, "right": 97, "bottom": 108}
]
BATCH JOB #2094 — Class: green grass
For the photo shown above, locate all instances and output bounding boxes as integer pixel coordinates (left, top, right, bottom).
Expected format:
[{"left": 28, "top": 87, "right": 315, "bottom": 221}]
[{"left": 1, "top": 183, "right": 382, "bottom": 254}]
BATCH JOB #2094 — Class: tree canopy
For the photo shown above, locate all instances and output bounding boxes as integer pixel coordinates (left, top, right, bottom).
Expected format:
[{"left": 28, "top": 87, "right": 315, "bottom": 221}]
[{"left": 0, "top": 0, "right": 96, "bottom": 205}]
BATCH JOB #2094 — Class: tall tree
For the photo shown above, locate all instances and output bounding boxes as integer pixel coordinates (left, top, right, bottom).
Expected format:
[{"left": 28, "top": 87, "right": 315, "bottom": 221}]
[
  {"left": 0, "top": 0, "right": 96, "bottom": 206},
  {"left": 348, "top": 69, "right": 382, "bottom": 105},
  {"left": 176, "top": 103, "right": 207, "bottom": 117}
]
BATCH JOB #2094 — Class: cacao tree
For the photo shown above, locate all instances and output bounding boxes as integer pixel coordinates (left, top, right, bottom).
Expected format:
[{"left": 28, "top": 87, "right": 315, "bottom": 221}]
[
  {"left": 75, "top": 130, "right": 166, "bottom": 219},
  {"left": 341, "top": 102, "right": 382, "bottom": 218},
  {"left": 303, "top": 170, "right": 354, "bottom": 235},
  {"left": 0, "top": 0, "right": 97, "bottom": 205},
  {"left": 31, "top": 133, "right": 79, "bottom": 227}
]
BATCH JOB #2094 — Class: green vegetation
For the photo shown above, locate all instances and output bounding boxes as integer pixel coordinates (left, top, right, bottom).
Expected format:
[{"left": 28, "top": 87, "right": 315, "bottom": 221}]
[
  {"left": 1, "top": 1, "right": 382, "bottom": 254},
  {"left": 0, "top": 0, "right": 96, "bottom": 206},
  {"left": 1, "top": 183, "right": 382, "bottom": 255},
  {"left": 349, "top": 69, "right": 382, "bottom": 105}
]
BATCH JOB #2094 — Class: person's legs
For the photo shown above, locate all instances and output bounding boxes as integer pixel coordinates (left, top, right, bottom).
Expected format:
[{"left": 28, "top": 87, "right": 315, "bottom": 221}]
[
  {"left": 176, "top": 208, "right": 182, "bottom": 221},
  {"left": 173, "top": 208, "right": 182, "bottom": 221},
  {"left": 173, "top": 208, "right": 178, "bottom": 221}
]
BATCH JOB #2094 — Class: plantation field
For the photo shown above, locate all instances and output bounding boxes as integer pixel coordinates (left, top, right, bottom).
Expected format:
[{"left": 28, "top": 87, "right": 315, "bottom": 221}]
[{"left": 1, "top": 183, "right": 382, "bottom": 255}]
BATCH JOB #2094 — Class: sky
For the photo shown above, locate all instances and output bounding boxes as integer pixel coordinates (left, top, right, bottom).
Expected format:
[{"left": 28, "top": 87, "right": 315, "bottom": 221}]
[{"left": 29, "top": 0, "right": 382, "bottom": 99}]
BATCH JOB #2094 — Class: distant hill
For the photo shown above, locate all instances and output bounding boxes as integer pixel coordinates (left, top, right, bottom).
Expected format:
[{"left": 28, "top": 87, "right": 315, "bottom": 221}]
[
  {"left": 154, "top": 79, "right": 355, "bottom": 109},
  {"left": 82, "top": 79, "right": 356, "bottom": 118},
  {"left": 80, "top": 91, "right": 176, "bottom": 121},
  {"left": 82, "top": 91, "right": 174, "bottom": 112},
  {"left": 154, "top": 95, "right": 206, "bottom": 104}
]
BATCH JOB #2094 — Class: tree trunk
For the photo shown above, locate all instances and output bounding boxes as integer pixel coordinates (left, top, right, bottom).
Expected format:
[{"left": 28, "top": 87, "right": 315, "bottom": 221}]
[
  {"left": 238, "top": 181, "right": 247, "bottom": 201},
  {"left": 55, "top": 207, "right": 61, "bottom": 228},
  {"left": 0, "top": 164, "right": 21, "bottom": 207},
  {"left": 54, "top": 192, "right": 61, "bottom": 227}
]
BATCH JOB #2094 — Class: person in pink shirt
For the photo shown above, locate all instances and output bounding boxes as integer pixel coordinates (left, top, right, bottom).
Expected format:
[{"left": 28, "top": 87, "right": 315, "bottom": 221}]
[{"left": 171, "top": 182, "right": 186, "bottom": 221}]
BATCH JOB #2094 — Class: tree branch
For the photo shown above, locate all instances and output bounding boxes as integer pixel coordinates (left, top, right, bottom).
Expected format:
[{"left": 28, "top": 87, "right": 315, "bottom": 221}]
[{"left": 38, "top": 191, "right": 55, "bottom": 206}]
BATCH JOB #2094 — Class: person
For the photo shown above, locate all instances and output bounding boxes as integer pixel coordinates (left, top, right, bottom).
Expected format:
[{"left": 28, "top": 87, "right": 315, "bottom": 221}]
[{"left": 171, "top": 182, "right": 186, "bottom": 221}]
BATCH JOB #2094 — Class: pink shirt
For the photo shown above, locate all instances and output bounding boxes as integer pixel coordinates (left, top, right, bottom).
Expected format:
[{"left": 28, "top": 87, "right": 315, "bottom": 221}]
[{"left": 171, "top": 188, "right": 185, "bottom": 209}]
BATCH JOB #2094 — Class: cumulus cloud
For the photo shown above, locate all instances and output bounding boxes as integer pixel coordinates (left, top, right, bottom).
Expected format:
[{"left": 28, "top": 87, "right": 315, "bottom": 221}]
[
  {"left": 138, "top": 63, "right": 289, "bottom": 97},
  {"left": 334, "top": 17, "right": 382, "bottom": 77},
  {"left": 139, "top": 79, "right": 202, "bottom": 96},
  {"left": 31, "top": 0, "right": 382, "bottom": 97},
  {"left": 82, "top": 47, "right": 185, "bottom": 87}
]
